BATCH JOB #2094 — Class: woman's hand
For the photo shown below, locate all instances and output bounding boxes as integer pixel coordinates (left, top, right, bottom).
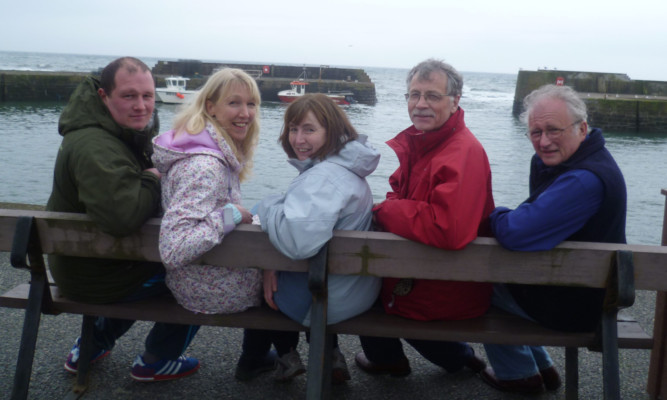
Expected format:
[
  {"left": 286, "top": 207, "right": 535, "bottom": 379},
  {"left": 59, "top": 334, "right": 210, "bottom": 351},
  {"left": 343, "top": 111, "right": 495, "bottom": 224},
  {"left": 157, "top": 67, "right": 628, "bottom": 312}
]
[
  {"left": 263, "top": 270, "right": 279, "bottom": 310},
  {"left": 235, "top": 204, "right": 253, "bottom": 224}
]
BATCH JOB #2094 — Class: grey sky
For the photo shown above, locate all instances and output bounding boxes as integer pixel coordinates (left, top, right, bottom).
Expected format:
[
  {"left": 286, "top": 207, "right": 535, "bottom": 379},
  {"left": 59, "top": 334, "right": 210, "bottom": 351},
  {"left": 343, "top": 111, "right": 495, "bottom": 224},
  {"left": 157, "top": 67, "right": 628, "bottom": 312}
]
[{"left": 4, "top": 0, "right": 667, "bottom": 80}]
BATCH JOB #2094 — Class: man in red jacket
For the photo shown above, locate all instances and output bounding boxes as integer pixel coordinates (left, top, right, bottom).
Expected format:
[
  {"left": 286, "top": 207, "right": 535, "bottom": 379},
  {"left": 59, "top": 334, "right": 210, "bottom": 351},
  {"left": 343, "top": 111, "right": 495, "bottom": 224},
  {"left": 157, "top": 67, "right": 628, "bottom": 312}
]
[{"left": 355, "top": 58, "right": 495, "bottom": 377}]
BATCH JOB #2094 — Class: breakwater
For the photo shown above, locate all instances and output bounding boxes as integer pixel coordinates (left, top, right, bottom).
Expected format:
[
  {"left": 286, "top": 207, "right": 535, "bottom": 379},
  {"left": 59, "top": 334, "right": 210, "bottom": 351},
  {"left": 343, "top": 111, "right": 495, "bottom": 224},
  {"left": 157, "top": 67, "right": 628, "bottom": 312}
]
[
  {"left": 0, "top": 60, "right": 377, "bottom": 105},
  {"left": 513, "top": 70, "right": 667, "bottom": 133}
]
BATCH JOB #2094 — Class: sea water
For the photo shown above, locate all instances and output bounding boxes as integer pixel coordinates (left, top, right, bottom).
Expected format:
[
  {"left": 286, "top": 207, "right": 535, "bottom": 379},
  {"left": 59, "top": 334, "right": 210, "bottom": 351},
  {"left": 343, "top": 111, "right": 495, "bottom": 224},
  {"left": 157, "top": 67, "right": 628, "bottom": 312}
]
[{"left": 0, "top": 51, "right": 665, "bottom": 245}]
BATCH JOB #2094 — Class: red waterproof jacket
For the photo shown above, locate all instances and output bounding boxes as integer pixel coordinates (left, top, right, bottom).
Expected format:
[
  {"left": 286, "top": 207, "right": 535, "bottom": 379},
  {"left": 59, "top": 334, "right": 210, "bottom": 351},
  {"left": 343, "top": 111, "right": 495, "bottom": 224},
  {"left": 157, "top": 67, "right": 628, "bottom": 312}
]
[{"left": 374, "top": 108, "right": 495, "bottom": 321}]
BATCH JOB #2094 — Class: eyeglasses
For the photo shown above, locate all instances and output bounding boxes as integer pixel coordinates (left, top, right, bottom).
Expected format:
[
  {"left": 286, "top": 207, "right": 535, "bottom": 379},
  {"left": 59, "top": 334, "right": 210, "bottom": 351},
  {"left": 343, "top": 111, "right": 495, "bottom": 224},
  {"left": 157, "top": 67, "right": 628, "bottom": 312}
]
[
  {"left": 404, "top": 91, "right": 453, "bottom": 105},
  {"left": 527, "top": 120, "right": 582, "bottom": 141}
]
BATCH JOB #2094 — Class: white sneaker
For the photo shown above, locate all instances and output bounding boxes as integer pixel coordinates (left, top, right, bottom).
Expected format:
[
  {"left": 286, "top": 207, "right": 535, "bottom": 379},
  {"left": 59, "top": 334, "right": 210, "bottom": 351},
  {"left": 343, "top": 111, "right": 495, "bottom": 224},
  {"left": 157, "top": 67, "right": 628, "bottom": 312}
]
[
  {"left": 332, "top": 347, "right": 351, "bottom": 384},
  {"left": 275, "top": 349, "right": 306, "bottom": 382}
]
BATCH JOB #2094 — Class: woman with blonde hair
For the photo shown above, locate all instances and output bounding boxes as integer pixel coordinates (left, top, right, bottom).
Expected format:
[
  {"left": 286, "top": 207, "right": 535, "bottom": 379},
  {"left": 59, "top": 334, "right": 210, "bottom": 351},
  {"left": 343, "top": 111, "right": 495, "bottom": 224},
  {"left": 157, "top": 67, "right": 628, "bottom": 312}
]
[{"left": 152, "top": 68, "right": 277, "bottom": 380}]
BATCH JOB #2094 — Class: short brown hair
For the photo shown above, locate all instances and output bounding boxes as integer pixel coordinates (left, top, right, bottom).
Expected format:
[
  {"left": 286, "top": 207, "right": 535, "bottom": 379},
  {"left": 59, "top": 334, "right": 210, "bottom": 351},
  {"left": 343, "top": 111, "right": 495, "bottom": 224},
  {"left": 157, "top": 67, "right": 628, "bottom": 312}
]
[
  {"left": 279, "top": 93, "right": 358, "bottom": 160},
  {"left": 99, "top": 57, "right": 151, "bottom": 95}
]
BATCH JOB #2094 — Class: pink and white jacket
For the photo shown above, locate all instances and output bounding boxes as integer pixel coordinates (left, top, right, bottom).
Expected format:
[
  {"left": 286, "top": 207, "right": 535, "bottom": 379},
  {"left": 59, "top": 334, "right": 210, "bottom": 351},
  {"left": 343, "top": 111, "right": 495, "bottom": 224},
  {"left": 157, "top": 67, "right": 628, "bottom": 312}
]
[{"left": 152, "top": 123, "right": 261, "bottom": 314}]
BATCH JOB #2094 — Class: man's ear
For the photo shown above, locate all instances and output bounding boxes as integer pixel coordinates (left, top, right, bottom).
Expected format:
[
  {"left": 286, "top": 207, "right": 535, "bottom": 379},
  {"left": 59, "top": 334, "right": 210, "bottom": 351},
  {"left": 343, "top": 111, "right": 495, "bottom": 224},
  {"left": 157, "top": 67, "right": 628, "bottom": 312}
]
[
  {"left": 578, "top": 120, "right": 589, "bottom": 138},
  {"left": 98, "top": 88, "right": 108, "bottom": 101},
  {"left": 451, "top": 95, "right": 461, "bottom": 113}
]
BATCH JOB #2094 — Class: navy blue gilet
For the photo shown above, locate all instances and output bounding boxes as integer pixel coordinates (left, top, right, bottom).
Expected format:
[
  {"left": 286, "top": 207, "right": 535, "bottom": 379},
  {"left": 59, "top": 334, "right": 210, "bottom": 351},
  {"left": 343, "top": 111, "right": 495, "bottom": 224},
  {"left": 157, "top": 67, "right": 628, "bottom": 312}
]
[{"left": 508, "top": 128, "right": 627, "bottom": 332}]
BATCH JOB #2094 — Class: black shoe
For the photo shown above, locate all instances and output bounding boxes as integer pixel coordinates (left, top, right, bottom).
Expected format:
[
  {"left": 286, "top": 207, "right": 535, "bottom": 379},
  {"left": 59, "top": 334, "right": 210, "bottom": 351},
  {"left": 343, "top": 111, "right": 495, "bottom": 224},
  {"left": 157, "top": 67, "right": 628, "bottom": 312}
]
[
  {"left": 235, "top": 349, "right": 278, "bottom": 381},
  {"left": 540, "top": 366, "right": 562, "bottom": 391},
  {"left": 480, "top": 367, "right": 545, "bottom": 394},
  {"left": 354, "top": 351, "right": 411, "bottom": 377},
  {"left": 465, "top": 353, "right": 487, "bottom": 373}
]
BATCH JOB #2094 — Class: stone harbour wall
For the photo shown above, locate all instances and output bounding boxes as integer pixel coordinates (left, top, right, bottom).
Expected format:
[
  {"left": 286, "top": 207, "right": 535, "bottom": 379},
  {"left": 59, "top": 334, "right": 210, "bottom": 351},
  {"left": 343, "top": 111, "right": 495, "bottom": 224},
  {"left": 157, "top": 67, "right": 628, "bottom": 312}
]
[
  {"left": 0, "top": 61, "right": 377, "bottom": 105},
  {"left": 513, "top": 70, "right": 667, "bottom": 133}
]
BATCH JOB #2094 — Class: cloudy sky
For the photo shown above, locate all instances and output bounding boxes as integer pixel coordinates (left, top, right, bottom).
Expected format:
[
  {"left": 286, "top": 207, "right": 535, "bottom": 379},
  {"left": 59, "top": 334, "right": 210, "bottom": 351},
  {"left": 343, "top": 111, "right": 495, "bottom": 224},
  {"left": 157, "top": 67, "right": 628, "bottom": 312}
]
[{"left": 4, "top": 0, "right": 667, "bottom": 80}]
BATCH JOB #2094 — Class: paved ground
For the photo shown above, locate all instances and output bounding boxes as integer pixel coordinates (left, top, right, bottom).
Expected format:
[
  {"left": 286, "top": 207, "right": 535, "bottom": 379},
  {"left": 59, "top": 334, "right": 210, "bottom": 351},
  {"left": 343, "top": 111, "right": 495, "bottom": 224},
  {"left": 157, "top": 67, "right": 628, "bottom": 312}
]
[{"left": 0, "top": 251, "right": 656, "bottom": 399}]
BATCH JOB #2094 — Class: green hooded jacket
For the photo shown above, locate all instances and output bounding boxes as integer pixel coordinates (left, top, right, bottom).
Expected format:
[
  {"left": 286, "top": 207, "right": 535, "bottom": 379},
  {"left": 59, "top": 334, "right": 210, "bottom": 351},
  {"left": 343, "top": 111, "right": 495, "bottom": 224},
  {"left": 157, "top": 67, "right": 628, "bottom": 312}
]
[{"left": 46, "top": 75, "right": 162, "bottom": 303}]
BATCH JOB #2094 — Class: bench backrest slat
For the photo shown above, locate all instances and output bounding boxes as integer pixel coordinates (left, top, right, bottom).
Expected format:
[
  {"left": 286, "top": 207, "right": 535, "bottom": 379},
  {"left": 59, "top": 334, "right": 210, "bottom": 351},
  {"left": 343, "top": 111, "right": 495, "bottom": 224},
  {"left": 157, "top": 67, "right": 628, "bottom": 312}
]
[
  {"left": 2, "top": 209, "right": 667, "bottom": 290},
  {"left": 327, "top": 231, "right": 667, "bottom": 290}
]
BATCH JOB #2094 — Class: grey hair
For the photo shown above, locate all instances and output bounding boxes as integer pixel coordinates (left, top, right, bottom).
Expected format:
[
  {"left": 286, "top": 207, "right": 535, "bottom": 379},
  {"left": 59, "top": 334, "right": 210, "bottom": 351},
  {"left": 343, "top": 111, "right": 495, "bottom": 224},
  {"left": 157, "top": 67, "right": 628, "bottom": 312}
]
[
  {"left": 406, "top": 58, "right": 463, "bottom": 97},
  {"left": 519, "top": 84, "right": 588, "bottom": 125}
]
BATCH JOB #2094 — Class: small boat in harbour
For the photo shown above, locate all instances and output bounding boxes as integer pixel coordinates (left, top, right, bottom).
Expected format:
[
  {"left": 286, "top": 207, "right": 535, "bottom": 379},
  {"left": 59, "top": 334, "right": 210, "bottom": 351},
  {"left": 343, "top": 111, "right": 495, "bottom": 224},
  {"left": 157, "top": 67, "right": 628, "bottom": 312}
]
[
  {"left": 156, "top": 76, "right": 198, "bottom": 104},
  {"left": 277, "top": 70, "right": 354, "bottom": 105}
]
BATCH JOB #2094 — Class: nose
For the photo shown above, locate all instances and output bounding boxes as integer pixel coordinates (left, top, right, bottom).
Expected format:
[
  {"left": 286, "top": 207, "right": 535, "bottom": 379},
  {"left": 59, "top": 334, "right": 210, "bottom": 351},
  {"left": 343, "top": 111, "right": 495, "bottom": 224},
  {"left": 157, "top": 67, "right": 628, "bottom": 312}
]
[
  {"left": 133, "top": 98, "right": 146, "bottom": 111},
  {"left": 415, "top": 94, "right": 429, "bottom": 108},
  {"left": 292, "top": 129, "right": 308, "bottom": 143},
  {"left": 415, "top": 94, "right": 430, "bottom": 109},
  {"left": 293, "top": 129, "right": 304, "bottom": 142},
  {"left": 239, "top": 104, "right": 250, "bottom": 118},
  {"left": 538, "top": 132, "right": 553, "bottom": 147},
  {"left": 133, "top": 96, "right": 153, "bottom": 112}
]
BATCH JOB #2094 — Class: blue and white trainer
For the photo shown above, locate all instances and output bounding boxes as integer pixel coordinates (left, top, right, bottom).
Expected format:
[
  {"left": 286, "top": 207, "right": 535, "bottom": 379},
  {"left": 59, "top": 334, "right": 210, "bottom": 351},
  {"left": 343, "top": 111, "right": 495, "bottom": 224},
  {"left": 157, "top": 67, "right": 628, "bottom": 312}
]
[
  {"left": 130, "top": 355, "right": 200, "bottom": 382},
  {"left": 64, "top": 337, "right": 111, "bottom": 374}
]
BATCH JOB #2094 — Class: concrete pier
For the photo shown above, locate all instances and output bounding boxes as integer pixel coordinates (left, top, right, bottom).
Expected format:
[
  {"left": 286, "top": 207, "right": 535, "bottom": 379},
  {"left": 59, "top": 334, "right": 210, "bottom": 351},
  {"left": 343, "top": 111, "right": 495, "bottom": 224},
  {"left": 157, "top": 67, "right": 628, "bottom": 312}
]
[
  {"left": 0, "top": 61, "right": 377, "bottom": 105},
  {"left": 514, "top": 70, "right": 667, "bottom": 133}
]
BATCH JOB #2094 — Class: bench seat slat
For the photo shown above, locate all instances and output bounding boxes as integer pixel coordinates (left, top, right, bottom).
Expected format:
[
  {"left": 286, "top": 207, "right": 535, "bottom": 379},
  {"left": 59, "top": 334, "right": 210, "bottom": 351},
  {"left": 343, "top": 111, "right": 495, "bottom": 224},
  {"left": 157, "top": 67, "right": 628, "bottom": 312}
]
[
  {"left": 1, "top": 284, "right": 651, "bottom": 350},
  {"left": 0, "top": 284, "right": 304, "bottom": 331},
  {"left": 329, "top": 307, "right": 652, "bottom": 349}
]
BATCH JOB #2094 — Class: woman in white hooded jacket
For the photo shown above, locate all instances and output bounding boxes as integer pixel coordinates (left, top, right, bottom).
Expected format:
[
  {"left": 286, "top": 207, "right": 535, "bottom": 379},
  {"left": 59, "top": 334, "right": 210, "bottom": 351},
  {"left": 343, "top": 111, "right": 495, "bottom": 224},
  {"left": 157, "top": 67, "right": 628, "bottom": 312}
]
[{"left": 257, "top": 93, "right": 381, "bottom": 383}]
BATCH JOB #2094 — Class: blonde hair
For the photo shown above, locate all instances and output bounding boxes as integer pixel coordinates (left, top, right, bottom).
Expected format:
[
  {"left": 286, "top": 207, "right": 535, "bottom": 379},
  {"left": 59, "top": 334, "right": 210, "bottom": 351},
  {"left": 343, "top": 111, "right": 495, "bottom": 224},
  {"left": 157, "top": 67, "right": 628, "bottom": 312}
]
[{"left": 171, "top": 68, "right": 261, "bottom": 181}]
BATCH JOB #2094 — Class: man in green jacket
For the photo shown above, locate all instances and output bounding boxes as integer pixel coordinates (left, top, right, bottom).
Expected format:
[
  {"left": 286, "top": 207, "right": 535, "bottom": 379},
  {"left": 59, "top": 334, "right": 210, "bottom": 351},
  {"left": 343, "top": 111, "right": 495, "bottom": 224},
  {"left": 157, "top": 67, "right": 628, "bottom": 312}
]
[{"left": 46, "top": 57, "right": 199, "bottom": 382}]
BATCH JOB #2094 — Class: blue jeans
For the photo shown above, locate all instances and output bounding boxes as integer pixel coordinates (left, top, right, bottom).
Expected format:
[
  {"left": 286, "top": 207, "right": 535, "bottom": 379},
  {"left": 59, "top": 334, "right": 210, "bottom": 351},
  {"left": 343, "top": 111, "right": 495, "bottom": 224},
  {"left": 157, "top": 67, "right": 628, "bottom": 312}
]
[
  {"left": 91, "top": 267, "right": 200, "bottom": 360},
  {"left": 482, "top": 284, "right": 553, "bottom": 380}
]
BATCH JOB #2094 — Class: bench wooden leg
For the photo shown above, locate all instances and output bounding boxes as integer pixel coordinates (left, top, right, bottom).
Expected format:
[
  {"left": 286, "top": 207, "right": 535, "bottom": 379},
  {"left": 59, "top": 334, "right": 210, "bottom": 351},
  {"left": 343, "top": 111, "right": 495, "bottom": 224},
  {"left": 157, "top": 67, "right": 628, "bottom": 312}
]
[
  {"left": 10, "top": 273, "right": 48, "bottom": 400},
  {"left": 598, "top": 250, "right": 635, "bottom": 400},
  {"left": 647, "top": 192, "right": 667, "bottom": 399},
  {"left": 648, "top": 291, "right": 667, "bottom": 399},
  {"left": 306, "top": 330, "right": 333, "bottom": 400},
  {"left": 71, "top": 315, "right": 96, "bottom": 396},
  {"left": 10, "top": 216, "right": 52, "bottom": 400},
  {"left": 565, "top": 347, "right": 579, "bottom": 400},
  {"left": 306, "top": 245, "right": 331, "bottom": 399},
  {"left": 601, "top": 310, "right": 621, "bottom": 400}
]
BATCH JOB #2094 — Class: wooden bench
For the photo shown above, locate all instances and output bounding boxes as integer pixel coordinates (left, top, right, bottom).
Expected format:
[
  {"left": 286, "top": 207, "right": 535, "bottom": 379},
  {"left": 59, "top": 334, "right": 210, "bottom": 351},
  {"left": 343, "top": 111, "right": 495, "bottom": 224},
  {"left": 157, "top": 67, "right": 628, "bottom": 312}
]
[{"left": 1, "top": 191, "right": 666, "bottom": 400}]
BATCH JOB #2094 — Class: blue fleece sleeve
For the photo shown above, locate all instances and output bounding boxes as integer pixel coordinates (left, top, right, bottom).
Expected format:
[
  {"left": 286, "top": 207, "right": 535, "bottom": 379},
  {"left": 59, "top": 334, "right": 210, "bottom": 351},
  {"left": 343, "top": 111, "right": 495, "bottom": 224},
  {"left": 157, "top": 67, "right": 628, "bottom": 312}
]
[{"left": 490, "top": 170, "right": 604, "bottom": 251}]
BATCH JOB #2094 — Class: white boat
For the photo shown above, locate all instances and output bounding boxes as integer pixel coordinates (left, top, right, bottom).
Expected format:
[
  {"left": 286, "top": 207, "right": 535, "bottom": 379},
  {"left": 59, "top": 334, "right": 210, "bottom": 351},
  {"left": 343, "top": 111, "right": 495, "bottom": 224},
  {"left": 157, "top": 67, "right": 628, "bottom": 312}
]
[
  {"left": 156, "top": 76, "right": 198, "bottom": 104},
  {"left": 277, "top": 70, "right": 354, "bottom": 105}
]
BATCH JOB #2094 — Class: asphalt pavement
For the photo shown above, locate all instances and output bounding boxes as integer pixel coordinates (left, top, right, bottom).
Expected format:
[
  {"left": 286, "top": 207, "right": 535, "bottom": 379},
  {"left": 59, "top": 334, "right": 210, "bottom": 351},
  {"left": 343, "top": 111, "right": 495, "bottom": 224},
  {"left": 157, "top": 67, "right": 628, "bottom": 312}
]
[{"left": 0, "top": 252, "right": 656, "bottom": 399}]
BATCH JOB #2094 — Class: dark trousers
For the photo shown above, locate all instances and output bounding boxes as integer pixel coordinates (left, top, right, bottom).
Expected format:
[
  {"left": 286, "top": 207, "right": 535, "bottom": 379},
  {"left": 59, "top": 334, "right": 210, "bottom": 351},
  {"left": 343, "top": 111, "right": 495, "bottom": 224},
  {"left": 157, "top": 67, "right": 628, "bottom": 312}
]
[
  {"left": 242, "top": 329, "right": 340, "bottom": 358},
  {"left": 359, "top": 335, "right": 473, "bottom": 373},
  {"left": 91, "top": 271, "right": 200, "bottom": 360}
]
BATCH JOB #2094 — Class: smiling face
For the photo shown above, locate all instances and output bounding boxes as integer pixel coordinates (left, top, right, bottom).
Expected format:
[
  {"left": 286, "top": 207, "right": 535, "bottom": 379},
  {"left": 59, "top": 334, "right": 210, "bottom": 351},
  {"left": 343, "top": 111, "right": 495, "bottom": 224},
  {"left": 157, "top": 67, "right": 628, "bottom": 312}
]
[
  {"left": 407, "top": 70, "right": 460, "bottom": 132},
  {"left": 98, "top": 67, "right": 155, "bottom": 130},
  {"left": 206, "top": 82, "right": 257, "bottom": 145},
  {"left": 529, "top": 97, "right": 588, "bottom": 166},
  {"left": 288, "top": 111, "right": 327, "bottom": 161}
]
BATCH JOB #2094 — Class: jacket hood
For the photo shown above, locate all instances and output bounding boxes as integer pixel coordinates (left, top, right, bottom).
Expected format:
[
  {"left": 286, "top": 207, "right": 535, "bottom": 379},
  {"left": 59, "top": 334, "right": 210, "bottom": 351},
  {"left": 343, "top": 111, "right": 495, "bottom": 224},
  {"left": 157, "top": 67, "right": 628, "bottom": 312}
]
[
  {"left": 152, "top": 123, "right": 242, "bottom": 175},
  {"left": 288, "top": 134, "right": 380, "bottom": 178}
]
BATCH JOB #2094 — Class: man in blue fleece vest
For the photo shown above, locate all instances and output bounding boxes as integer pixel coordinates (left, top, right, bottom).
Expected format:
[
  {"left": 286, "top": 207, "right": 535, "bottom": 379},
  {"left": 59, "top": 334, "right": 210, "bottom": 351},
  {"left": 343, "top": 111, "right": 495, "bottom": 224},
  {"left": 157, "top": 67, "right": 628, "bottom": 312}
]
[{"left": 480, "top": 84, "right": 627, "bottom": 394}]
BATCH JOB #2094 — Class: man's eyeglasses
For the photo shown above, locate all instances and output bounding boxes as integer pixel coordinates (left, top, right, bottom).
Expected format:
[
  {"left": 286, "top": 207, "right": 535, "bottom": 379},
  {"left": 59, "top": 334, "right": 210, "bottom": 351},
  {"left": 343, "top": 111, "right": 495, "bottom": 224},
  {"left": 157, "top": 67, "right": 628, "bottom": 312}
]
[
  {"left": 527, "top": 120, "right": 582, "bottom": 141},
  {"left": 404, "top": 91, "right": 452, "bottom": 105}
]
